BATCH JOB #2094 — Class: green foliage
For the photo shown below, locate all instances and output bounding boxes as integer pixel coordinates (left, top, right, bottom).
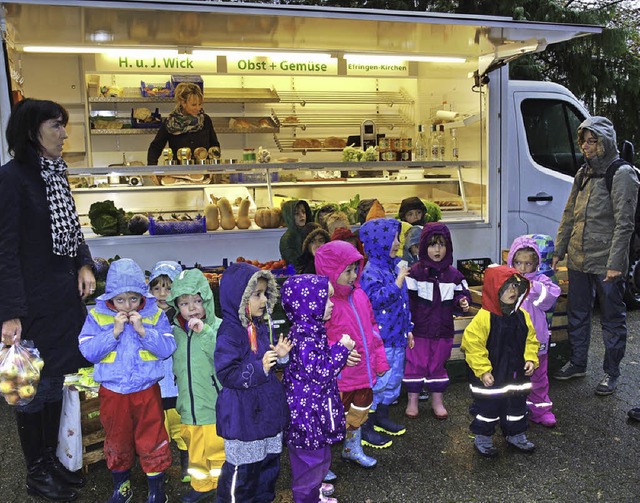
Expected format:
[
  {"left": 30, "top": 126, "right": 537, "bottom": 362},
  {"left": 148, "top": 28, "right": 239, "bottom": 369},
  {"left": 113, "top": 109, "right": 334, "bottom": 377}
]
[{"left": 88, "top": 200, "right": 129, "bottom": 236}]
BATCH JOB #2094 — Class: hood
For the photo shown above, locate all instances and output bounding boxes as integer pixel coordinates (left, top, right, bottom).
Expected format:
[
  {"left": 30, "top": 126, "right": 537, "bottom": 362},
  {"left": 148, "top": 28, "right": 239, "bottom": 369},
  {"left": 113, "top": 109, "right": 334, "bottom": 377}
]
[
  {"left": 417, "top": 222, "right": 454, "bottom": 270},
  {"left": 403, "top": 224, "right": 423, "bottom": 260},
  {"left": 97, "top": 258, "right": 152, "bottom": 302},
  {"left": 149, "top": 260, "right": 182, "bottom": 284},
  {"left": 280, "top": 274, "right": 329, "bottom": 340},
  {"left": 219, "top": 261, "right": 278, "bottom": 328},
  {"left": 315, "top": 240, "right": 364, "bottom": 299},
  {"left": 482, "top": 265, "right": 530, "bottom": 316},
  {"left": 506, "top": 235, "right": 543, "bottom": 280},
  {"left": 398, "top": 197, "right": 427, "bottom": 225},
  {"left": 360, "top": 218, "right": 401, "bottom": 269},
  {"left": 166, "top": 268, "right": 220, "bottom": 328},
  {"left": 302, "top": 226, "right": 330, "bottom": 253},
  {"left": 281, "top": 199, "right": 313, "bottom": 230},
  {"left": 578, "top": 116, "right": 619, "bottom": 174}
]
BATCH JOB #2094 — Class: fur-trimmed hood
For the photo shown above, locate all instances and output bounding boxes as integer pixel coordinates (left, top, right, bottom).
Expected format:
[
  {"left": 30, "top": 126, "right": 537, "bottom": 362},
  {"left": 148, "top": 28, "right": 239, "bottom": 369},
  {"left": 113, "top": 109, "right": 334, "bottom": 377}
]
[{"left": 219, "top": 261, "right": 279, "bottom": 328}]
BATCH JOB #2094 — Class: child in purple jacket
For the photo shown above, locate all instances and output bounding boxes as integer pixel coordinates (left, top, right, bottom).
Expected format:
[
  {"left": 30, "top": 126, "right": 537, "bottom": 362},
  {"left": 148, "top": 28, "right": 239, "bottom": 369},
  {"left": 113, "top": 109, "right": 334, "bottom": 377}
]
[
  {"left": 507, "top": 235, "right": 561, "bottom": 427},
  {"left": 281, "top": 275, "right": 355, "bottom": 503},
  {"left": 405, "top": 222, "right": 470, "bottom": 420}
]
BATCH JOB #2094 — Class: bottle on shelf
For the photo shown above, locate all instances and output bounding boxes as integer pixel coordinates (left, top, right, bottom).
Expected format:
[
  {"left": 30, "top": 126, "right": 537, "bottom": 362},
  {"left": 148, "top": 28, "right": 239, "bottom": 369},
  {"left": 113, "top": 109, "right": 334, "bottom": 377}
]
[
  {"left": 414, "top": 125, "right": 426, "bottom": 162},
  {"left": 451, "top": 128, "right": 459, "bottom": 161},
  {"left": 430, "top": 124, "right": 439, "bottom": 161},
  {"left": 438, "top": 125, "right": 446, "bottom": 161}
]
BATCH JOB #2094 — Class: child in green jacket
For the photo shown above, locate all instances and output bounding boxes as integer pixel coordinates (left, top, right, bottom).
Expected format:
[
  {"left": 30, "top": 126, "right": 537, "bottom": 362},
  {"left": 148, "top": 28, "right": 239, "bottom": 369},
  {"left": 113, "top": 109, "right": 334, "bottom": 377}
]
[{"left": 167, "top": 269, "right": 224, "bottom": 503}]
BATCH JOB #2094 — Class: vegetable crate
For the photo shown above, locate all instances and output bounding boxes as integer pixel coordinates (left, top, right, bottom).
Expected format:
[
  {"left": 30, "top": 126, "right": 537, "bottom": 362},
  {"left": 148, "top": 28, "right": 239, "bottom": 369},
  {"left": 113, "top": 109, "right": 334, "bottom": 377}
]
[{"left": 79, "top": 391, "right": 105, "bottom": 472}]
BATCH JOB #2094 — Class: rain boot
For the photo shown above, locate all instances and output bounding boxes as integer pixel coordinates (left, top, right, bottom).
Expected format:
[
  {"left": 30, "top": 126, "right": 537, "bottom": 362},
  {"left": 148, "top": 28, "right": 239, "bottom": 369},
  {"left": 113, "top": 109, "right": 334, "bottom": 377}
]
[
  {"left": 15, "top": 409, "right": 78, "bottom": 502},
  {"left": 431, "top": 392, "right": 448, "bottom": 420},
  {"left": 405, "top": 392, "right": 419, "bottom": 418},
  {"left": 373, "top": 404, "right": 406, "bottom": 436},
  {"left": 146, "top": 473, "right": 167, "bottom": 503},
  {"left": 341, "top": 428, "right": 377, "bottom": 468},
  {"left": 179, "top": 449, "right": 191, "bottom": 483},
  {"left": 473, "top": 435, "right": 498, "bottom": 458},
  {"left": 108, "top": 470, "right": 133, "bottom": 503},
  {"left": 43, "top": 400, "right": 86, "bottom": 488},
  {"left": 360, "top": 413, "right": 392, "bottom": 449},
  {"left": 323, "top": 469, "right": 337, "bottom": 482}
]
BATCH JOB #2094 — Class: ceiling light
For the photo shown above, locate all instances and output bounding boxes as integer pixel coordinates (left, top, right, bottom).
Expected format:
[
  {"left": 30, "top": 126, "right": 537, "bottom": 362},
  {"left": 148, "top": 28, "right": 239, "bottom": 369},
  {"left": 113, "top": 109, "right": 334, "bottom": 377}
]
[{"left": 344, "top": 53, "right": 466, "bottom": 64}]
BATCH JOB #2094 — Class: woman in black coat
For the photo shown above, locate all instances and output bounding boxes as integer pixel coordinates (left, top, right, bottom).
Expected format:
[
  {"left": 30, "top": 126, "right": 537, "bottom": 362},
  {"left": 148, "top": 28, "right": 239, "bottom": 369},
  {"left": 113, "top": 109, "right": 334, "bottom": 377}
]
[
  {"left": 0, "top": 98, "right": 95, "bottom": 501},
  {"left": 147, "top": 82, "right": 220, "bottom": 165}
]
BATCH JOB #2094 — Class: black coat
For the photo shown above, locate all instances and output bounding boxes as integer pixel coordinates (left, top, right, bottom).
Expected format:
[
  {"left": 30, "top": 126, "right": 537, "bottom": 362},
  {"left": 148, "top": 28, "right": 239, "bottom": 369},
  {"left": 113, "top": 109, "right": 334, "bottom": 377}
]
[
  {"left": 0, "top": 157, "right": 92, "bottom": 376},
  {"left": 147, "top": 114, "right": 220, "bottom": 165}
]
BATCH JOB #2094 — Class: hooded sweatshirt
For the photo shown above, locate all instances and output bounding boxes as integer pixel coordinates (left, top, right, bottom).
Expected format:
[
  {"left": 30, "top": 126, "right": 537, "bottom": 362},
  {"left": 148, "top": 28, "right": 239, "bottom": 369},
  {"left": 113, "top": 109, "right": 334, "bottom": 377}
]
[
  {"left": 214, "top": 262, "right": 288, "bottom": 441},
  {"left": 507, "top": 236, "right": 561, "bottom": 355},
  {"left": 79, "top": 258, "right": 176, "bottom": 394},
  {"left": 402, "top": 224, "right": 423, "bottom": 267},
  {"left": 406, "top": 222, "right": 470, "bottom": 339},
  {"left": 359, "top": 218, "right": 413, "bottom": 348},
  {"left": 555, "top": 116, "right": 639, "bottom": 274},
  {"left": 281, "top": 275, "right": 351, "bottom": 450},
  {"left": 314, "top": 240, "right": 389, "bottom": 392},
  {"left": 166, "top": 268, "right": 221, "bottom": 426},
  {"left": 461, "top": 265, "right": 539, "bottom": 398},
  {"left": 279, "top": 199, "right": 313, "bottom": 265}
]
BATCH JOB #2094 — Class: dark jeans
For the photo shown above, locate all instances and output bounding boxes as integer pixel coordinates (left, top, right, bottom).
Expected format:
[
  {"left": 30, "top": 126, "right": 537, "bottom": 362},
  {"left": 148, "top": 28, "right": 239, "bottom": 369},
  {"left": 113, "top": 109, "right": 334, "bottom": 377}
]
[
  {"left": 16, "top": 375, "right": 64, "bottom": 413},
  {"left": 567, "top": 269, "right": 627, "bottom": 377}
]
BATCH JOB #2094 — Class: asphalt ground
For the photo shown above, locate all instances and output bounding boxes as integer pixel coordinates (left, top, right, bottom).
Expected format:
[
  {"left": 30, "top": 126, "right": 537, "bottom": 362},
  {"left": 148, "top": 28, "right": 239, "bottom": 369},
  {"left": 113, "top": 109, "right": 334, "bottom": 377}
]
[{"left": 1, "top": 310, "right": 639, "bottom": 503}]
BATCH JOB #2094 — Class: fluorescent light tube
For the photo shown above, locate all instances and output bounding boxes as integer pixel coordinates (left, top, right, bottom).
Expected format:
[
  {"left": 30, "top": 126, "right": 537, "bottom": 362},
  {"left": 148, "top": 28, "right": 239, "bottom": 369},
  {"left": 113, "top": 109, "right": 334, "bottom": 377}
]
[{"left": 345, "top": 53, "right": 466, "bottom": 64}]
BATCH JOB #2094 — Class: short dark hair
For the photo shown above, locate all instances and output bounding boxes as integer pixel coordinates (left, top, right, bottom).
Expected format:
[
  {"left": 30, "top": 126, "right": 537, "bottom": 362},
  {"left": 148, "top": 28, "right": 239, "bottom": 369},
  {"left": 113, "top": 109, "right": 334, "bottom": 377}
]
[{"left": 6, "top": 98, "right": 69, "bottom": 162}]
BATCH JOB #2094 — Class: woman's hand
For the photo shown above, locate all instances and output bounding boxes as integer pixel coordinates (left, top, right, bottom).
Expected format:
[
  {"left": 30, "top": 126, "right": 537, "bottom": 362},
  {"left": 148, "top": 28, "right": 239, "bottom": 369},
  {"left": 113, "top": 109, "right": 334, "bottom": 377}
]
[
  {"left": 78, "top": 264, "right": 96, "bottom": 299},
  {"left": 188, "top": 318, "right": 204, "bottom": 333},
  {"left": 1, "top": 319, "right": 22, "bottom": 345},
  {"left": 604, "top": 269, "right": 622, "bottom": 283},
  {"left": 271, "top": 335, "right": 293, "bottom": 358},
  {"left": 262, "top": 349, "right": 278, "bottom": 373},
  {"left": 524, "top": 360, "right": 535, "bottom": 376},
  {"left": 481, "top": 372, "right": 494, "bottom": 387}
]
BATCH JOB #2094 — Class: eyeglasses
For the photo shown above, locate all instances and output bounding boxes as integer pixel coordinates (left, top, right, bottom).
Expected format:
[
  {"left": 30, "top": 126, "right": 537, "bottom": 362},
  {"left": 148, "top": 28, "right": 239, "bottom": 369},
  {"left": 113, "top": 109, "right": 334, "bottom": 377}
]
[{"left": 582, "top": 138, "right": 598, "bottom": 146}]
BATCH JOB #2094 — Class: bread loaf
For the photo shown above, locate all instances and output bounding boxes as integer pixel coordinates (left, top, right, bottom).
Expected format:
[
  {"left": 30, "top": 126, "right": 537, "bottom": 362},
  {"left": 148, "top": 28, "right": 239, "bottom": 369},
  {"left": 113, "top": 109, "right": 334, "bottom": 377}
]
[{"left": 323, "top": 136, "right": 346, "bottom": 149}]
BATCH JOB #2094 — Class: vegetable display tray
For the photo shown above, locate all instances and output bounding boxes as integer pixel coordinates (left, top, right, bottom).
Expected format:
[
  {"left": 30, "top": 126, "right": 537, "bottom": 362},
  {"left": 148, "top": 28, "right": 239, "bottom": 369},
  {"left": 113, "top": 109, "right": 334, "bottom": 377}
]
[{"left": 148, "top": 216, "right": 206, "bottom": 235}]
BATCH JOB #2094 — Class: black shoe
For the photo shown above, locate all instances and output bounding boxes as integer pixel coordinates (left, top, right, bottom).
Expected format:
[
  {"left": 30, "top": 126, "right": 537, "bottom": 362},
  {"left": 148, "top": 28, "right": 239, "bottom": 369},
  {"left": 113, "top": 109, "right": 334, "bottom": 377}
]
[
  {"left": 553, "top": 361, "right": 586, "bottom": 380},
  {"left": 418, "top": 387, "right": 430, "bottom": 401},
  {"left": 595, "top": 374, "right": 618, "bottom": 396},
  {"left": 627, "top": 407, "right": 640, "bottom": 422},
  {"left": 26, "top": 458, "right": 78, "bottom": 502}
]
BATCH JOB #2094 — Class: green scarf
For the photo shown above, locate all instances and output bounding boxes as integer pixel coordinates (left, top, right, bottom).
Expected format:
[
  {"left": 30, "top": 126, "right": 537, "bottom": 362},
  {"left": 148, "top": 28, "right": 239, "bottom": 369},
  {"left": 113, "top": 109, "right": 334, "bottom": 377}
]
[{"left": 165, "top": 106, "right": 205, "bottom": 135}]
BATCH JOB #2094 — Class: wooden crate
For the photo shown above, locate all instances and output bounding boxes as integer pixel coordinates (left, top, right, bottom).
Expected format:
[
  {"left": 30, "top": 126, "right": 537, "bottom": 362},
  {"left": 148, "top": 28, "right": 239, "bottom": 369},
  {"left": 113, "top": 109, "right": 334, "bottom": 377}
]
[
  {"left": 451, "top": 306, "right": 479, "bottom": 361},
  {"left": 79, "top": 392, "right": 105, "bottom": 471}
]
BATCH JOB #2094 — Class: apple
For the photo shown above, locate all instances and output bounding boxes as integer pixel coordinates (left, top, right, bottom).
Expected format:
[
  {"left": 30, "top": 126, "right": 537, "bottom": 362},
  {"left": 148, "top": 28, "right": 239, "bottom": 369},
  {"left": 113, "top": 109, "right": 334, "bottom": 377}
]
[
  {"left": 4, "top": 392, "right": 21, "bottom": 405},
  {"left": 1, "top": 364, "right": 19, "bottom": 379},
  {"left": 17, "top": 385, "right": 35, "bottom": 399},
  {"left": 32, "top": 359, "right": 45, "bottom": 371},
  {"left": 0, "top": 380, "right": 14, "bottom": 394}
]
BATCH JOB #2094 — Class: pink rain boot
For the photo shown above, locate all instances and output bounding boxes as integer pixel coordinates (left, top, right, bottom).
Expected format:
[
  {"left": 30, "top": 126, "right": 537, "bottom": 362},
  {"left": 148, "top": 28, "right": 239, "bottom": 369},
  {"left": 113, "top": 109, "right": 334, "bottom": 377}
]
[
  {"left": 431, "top": 392, "right": 448, "bottom": 420},
  {"left": 405, "top": 392, "right": 419, "bottom": 418}
]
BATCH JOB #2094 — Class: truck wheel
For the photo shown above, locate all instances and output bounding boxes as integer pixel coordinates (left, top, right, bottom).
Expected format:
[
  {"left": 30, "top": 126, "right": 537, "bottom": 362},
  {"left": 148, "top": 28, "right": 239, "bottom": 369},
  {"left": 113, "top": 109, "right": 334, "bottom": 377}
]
[{"left": 625, "top": 253, "right": 640, "bottom": 310}]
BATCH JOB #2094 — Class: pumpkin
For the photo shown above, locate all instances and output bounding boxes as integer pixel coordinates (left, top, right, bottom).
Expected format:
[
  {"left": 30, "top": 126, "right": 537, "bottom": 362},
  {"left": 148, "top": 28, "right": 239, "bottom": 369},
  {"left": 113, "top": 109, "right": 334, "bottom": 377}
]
[
  {"left": 236, "top": 197, "right": 252, "bottom": 229},
  {"left": 204, "top": 203, "right": 219, "bottom": 231},
  {"left": 365, "top": 199, "right": 385, "bottom": 221},
  {"left": 218, "top": 197, "right": 236, "bottom": 230},
  {"left": 255, "top": 207, "right": 282, "bottom": 229}
]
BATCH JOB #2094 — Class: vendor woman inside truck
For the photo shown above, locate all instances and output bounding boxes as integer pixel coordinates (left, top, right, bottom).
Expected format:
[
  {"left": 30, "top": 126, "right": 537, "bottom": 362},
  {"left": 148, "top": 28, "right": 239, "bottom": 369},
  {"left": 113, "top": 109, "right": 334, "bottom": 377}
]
[{"left": 147, "top": 82, "right": 220, "bottom": 165}]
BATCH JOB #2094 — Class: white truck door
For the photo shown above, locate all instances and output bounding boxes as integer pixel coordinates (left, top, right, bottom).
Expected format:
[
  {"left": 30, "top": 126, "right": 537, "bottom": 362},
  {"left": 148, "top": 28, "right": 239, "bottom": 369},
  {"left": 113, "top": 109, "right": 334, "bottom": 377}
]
[{"left": 508, "top": 83, "right": 589, "bottom": 243}]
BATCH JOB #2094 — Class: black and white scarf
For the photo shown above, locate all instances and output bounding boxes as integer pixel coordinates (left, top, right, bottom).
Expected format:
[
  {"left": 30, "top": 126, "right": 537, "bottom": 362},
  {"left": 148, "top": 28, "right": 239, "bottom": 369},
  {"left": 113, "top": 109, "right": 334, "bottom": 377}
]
[{"left": 39, "top": 156, "right": 84, "bottom": 257}]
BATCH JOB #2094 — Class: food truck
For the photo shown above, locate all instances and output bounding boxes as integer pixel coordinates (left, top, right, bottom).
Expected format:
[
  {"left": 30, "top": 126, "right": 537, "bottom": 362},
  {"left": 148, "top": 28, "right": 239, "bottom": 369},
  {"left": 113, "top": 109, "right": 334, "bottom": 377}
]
[{"left": 0, "top": 0, "right": 604, "bottom": 278}]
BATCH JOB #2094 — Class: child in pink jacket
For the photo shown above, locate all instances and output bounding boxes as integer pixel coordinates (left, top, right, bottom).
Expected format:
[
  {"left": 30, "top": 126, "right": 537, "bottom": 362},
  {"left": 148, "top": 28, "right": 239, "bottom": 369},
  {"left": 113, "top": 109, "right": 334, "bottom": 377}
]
[
  {"left": 315, "top": 240, "right": 389, "bottom": 469},
  {"left": 507, "top": 235, "right": 562, "bottom": 427}
]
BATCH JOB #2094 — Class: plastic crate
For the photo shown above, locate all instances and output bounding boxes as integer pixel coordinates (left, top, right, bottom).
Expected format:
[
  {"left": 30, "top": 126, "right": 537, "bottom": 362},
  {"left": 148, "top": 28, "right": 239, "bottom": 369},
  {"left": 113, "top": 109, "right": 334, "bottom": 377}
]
[
  {"left": 171, "top": 74, "right": 204, "bottom": 93},
  {"left": 131, "top": 107, "right": 162, "bottom": 129},
  {"left": 140, "top": 81, "right": 173, "bottom": 98},
  {"left": 148, "top": 216, "right": 206, "bottom": 235}
]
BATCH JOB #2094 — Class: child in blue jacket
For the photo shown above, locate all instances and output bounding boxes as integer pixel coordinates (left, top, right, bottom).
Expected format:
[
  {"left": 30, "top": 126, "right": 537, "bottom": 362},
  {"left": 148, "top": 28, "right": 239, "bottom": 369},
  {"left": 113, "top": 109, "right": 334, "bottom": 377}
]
[
  {"left": 79, "top": 258, "right": 176, "bottom": 503},
  {"left": 359, "top": 218, "right": 413, "bottom": 448}
]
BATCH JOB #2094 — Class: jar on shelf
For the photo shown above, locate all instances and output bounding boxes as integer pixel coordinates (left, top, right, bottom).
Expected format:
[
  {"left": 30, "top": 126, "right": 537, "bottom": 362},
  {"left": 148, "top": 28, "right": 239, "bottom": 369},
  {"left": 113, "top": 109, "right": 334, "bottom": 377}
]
[{"left": 242, "top": 148, "right": 257, "bottom": 163}]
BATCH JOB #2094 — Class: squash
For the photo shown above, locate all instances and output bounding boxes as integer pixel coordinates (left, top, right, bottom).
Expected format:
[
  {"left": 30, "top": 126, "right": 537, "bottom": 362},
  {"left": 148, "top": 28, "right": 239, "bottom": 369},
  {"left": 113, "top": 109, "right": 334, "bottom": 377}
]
[
  {"left": 365, "top": 199, "right": 385, "bottom": 221},
  {"left": 218, "top": 197, "right": 236, "bottom": 230},
  {"left": 254, "top": 207, "right": 283, "bottom": 229},
  {"left": 204, "top": 203, "right": 219, "bottom": 231},
  {"left": 236, "top": 197, "right": 252, "bottom": 229}
]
